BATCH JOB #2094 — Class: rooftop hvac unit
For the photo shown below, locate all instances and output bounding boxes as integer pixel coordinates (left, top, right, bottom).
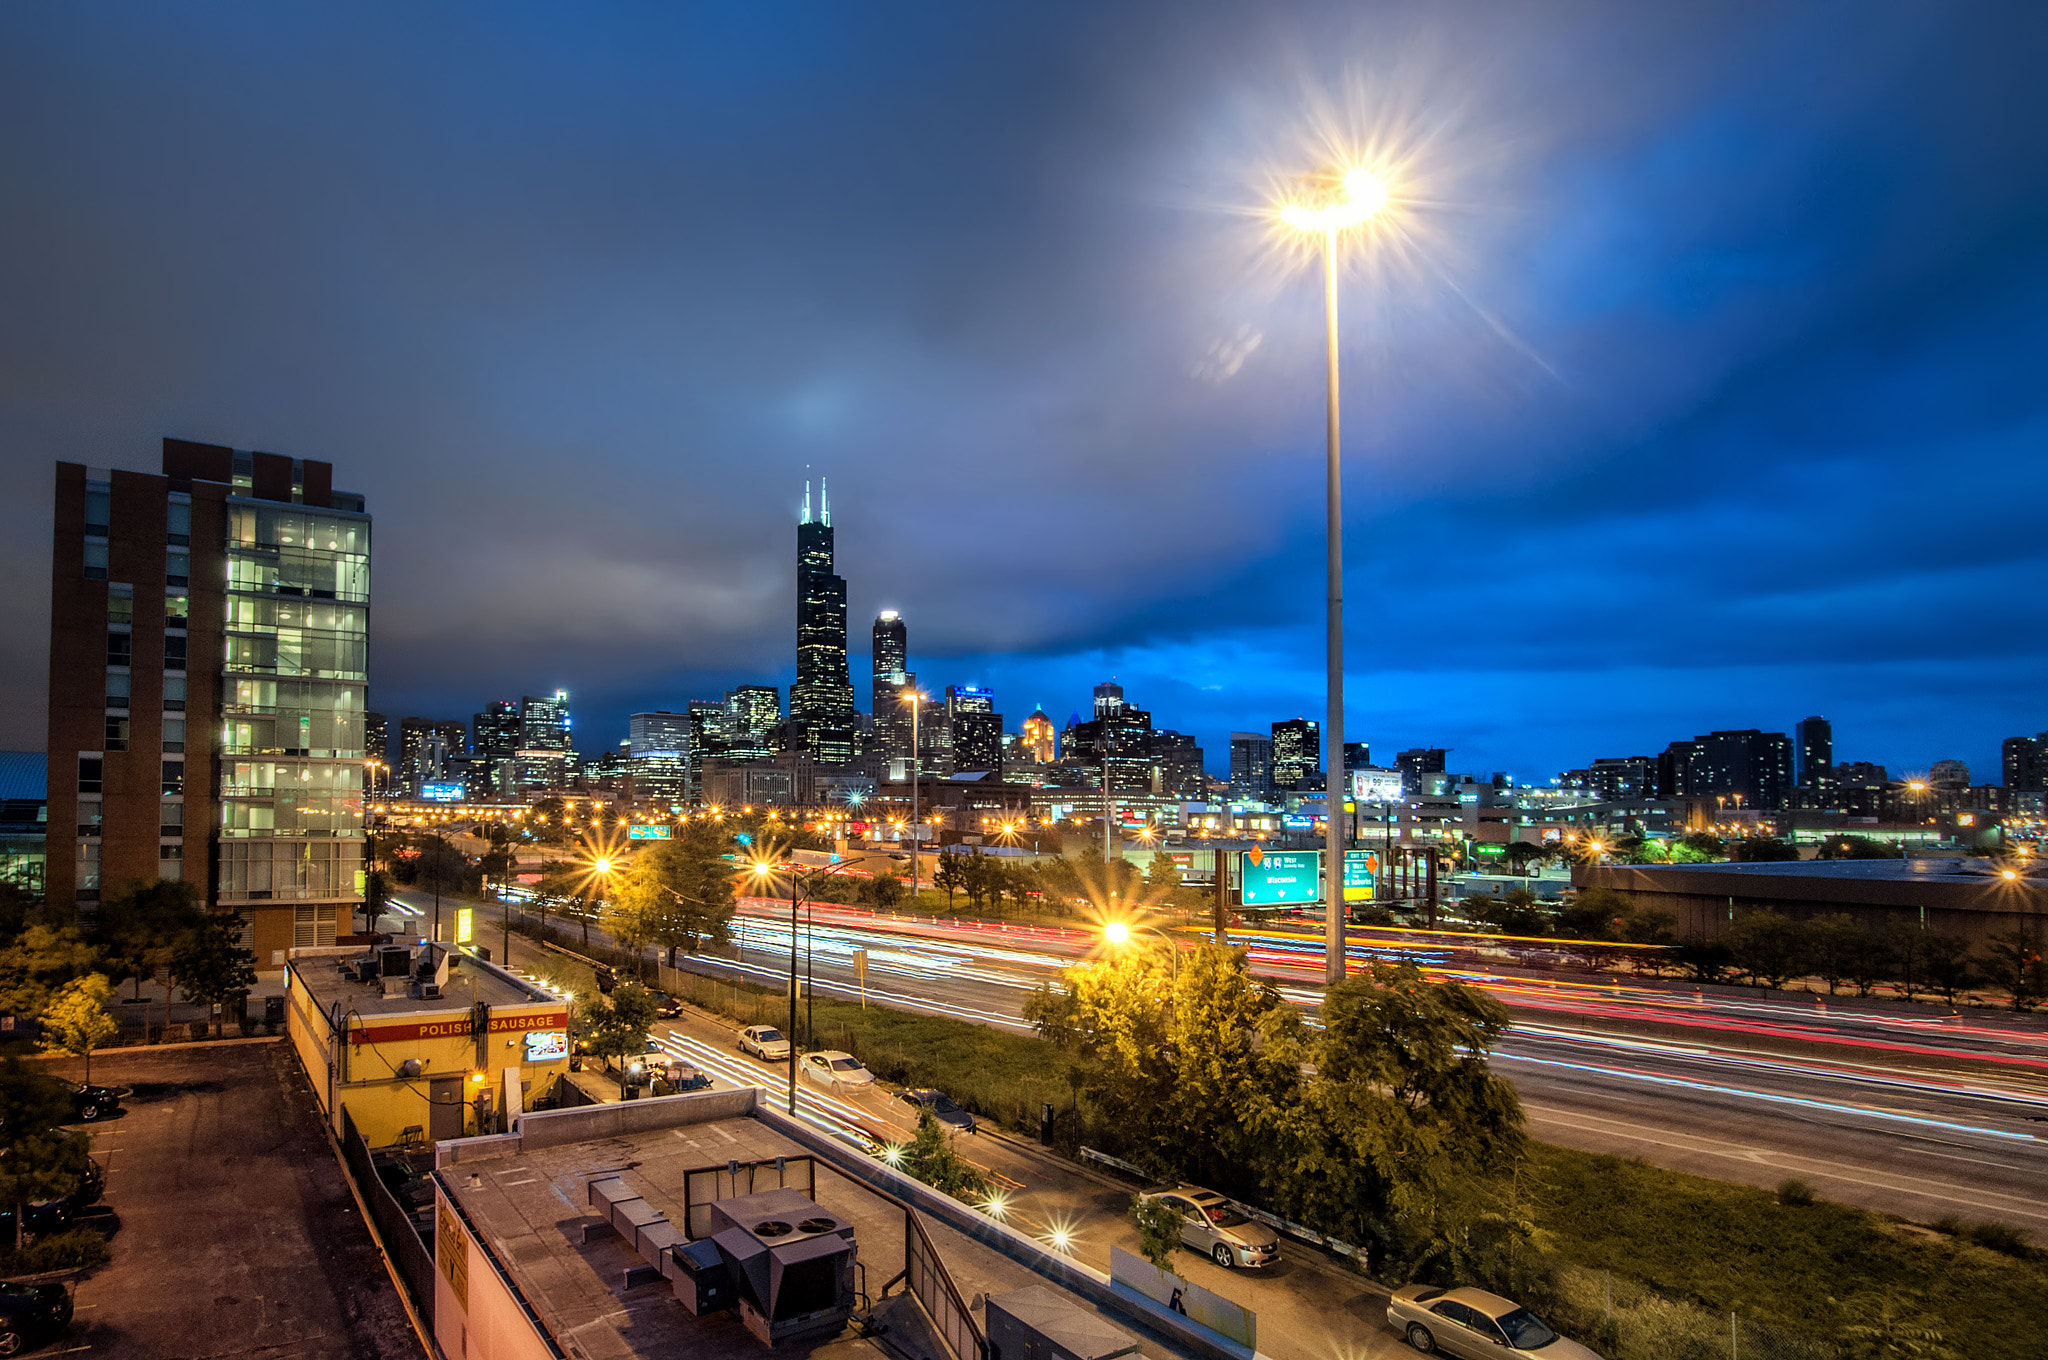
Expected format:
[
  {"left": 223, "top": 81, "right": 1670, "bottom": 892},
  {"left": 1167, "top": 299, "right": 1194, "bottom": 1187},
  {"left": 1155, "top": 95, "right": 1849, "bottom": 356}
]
[
  {"left": 420, "top": 983, "right": 442, "bottom": 1000},
  {"left": 705, "top": 1188, "right": 856, "bottom": 1347}
]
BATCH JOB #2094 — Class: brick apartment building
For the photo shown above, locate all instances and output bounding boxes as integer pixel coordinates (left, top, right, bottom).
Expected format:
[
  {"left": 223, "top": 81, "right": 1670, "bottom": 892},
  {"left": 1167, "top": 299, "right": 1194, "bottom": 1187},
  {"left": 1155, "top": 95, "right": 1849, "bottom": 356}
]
[{"left": 47, "top": 437, "right": 370, "bottom": 962}]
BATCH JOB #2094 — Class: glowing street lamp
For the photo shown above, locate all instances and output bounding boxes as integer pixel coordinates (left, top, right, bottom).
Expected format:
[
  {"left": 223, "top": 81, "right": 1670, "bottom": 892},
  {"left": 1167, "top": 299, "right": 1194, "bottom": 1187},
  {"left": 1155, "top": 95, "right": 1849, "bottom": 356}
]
[{"left": 1275, "top": 164, "right": 1391, "bottom": 986}]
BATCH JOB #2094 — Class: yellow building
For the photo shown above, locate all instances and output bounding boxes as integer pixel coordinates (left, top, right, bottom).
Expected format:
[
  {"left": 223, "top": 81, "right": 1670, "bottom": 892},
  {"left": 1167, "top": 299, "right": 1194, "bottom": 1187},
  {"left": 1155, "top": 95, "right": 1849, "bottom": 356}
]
[{"left": 285, "top": 941, "right": 571, "bottom": 1148}]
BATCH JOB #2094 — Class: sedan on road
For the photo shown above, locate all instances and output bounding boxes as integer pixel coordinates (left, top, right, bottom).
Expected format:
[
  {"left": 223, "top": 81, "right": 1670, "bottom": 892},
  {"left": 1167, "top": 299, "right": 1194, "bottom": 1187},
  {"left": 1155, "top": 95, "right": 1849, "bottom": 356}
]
[
  {"left": 799, "top": 1050, "right": 876, "bottom": 1091},
  {"left": 1136, "top": 1186, "right": 1280, "bottom": 1269},
  {"left": 69, "top": 1081, "right": 122, "bottom": 1123},
  {"left": 0, "top": 1279, "right": 72, "bottom": 1355},
  {"left": 1387, "top": 1285, "right": 1602, "bottom": 1358},
  {"left": 738, "top": 1025, "right": 791, "bottom": 1062},
  {"left": 649, "top": 991, "right": 684, "bottom": 1019},
  {"left": 894, "top": 1088, "right": 975, "bottom": 1134}
]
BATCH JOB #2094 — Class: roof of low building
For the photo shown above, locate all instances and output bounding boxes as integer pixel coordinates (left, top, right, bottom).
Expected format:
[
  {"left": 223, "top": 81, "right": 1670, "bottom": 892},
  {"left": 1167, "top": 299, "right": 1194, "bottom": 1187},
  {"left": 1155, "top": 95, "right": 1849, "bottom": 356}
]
[
  {"left": 291, "top": 945, "right": 561, "bottom": 1017},
  {"left": 0, "top": 753, "right": 46, "bottom": 802}
]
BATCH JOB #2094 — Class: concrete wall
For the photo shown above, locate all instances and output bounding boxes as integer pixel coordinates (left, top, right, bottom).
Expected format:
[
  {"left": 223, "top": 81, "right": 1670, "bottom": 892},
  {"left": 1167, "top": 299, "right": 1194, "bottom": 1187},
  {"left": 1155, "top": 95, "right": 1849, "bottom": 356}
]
[
  {"left": 433, "top": 1189, "right": 563, "bottom": 1360},
  {"left": 434, "top": 1086, "right": 762, "bottom": 1167}
]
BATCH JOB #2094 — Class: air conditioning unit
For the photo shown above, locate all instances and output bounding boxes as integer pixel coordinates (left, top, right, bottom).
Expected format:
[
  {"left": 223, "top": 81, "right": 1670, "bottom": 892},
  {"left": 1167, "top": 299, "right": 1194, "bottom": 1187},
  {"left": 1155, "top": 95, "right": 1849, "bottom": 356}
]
[{"left": 420, "top": 983, "right": 442, "bottom": 1000}]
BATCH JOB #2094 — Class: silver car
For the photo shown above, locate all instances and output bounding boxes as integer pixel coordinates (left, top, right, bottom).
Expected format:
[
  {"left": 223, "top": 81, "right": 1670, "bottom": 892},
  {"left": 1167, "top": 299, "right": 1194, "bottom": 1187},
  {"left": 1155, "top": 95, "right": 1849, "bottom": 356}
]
[
  {"left": 738, "top": 1025, "right": 791, "bottom": 1062},
  {"left": 1138, "top": 1186, "right": 1280, "bottom": 1269},
  {"left": 1387, "top": 1285, "right": 1602, "bottom": 1359}
]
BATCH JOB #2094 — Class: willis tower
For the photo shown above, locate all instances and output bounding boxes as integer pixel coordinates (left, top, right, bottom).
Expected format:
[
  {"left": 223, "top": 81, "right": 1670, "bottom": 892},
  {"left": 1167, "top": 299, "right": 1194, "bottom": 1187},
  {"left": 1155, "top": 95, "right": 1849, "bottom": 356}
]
[{"left": 792, "top": 481, "right": 856, "bottom": 763}]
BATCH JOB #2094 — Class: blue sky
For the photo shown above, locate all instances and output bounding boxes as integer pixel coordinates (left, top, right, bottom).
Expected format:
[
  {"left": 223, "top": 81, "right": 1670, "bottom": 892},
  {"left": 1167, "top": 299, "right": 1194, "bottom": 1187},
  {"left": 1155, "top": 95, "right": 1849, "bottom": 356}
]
[{"left": 2, "top": 2, "right": 2044, "bottom": 781}]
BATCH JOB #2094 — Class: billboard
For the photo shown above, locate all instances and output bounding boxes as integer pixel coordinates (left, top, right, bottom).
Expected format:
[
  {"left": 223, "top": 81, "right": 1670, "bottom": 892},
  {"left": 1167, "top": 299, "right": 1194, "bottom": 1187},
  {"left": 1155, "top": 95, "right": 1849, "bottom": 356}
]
[
  {"left": 1239, "top": 850, "right": 1321, "bottom": 906},
  {"left": 1351, "top": 770, "right": 1403, "bottom": 801},
  {"left": 523, "top": 1031, "right": 568, "bottom": 1062},
  {"left": 419, "top": 782, "right": 465, "bottom": 802},
  {"left": 1343, "top": 850, "right": 1380, "bottom": 901},
  {"left": 628, "top": 824, "right": 672, "bottom": 839},
  {"left": 455, "top": 908, "right": 474, "bottom": 944}
]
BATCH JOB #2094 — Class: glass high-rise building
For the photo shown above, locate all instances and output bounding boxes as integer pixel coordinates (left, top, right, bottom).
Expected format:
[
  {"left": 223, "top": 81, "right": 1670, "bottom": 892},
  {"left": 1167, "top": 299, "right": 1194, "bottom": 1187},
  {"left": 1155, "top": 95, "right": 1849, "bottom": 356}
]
[
  {"left": 871, "top": 611, "right": 911, "bottom": 763},
  {"left": 791, "top": 482, "right": 855, "bottom": 763},
  {"left": 513, "top": 690, "right": 572, "bottom": 789},
  {"left": 48, "top": 437, "right": 370, "bottom": 959},
  {"left": 1795, "top": 715, "right": 1835, "bottom": 808},
  {"left": 946, "top": 685, "right": 1002, "bottom": 774},
  {"left": 1271, "top": 718, "right": 1321, "bottom": 791}
]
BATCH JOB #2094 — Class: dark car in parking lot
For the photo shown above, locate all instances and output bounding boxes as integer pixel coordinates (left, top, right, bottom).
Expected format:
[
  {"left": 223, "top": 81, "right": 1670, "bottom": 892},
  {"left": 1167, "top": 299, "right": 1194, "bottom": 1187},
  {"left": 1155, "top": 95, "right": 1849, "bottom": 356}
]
[
  {"left": 0, "top": 1151, "right": 103, "bottom": 1245},
  {"left": 894, "top": 1088, "right": 976, "bottom": 1134},
  {"left": 0, "top": 1278, "right": 73, "bottom": 1354},
  {"left": 69, "top": 1081, "right": 122, "bottom": 1123}
]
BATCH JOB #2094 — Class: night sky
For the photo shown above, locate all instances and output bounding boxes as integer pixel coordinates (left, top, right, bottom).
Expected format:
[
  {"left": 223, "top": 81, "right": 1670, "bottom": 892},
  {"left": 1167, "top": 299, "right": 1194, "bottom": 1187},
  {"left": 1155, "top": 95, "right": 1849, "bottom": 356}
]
[{"left": 4, "top": 3, "right": 2045, "bottom": 782}]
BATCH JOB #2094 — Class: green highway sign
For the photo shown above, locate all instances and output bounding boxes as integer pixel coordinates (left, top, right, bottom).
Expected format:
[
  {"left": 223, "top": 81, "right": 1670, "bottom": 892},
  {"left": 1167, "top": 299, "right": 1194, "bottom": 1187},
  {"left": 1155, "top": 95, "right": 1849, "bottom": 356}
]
[
  {"left": 1239, "top": 850, "right": 1322, "bottom": 906},
  {"left": 1343, "top": 850, "right": 1380, "bottom": 901}
]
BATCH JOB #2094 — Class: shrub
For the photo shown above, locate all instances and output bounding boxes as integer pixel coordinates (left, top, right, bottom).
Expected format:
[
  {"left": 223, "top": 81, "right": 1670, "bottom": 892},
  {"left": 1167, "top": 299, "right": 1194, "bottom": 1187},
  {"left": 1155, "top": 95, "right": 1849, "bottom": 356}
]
[
  {"left": 188, "top": 1021, "right": 209, "bottom": 1041},
  {"left": 0, "top": 1227, "right": 110, "bottom": 1276},
  {"left": 1963, "top": 1222, "right": 2032, "bottom": 1258},
  {"left": 1777, "top": 1178, "right": 1817, "bottom": 1207}
]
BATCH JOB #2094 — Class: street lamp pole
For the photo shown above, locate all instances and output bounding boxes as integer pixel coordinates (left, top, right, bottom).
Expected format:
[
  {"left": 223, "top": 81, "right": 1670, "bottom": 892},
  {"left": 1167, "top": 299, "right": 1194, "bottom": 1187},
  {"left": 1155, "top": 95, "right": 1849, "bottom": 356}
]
[
  {"left": 905, "top": 692, "right": 924, "bottom": 900},
  {"left": 1319, "top": 224, "right": 1346, "bottom": 987},
  {"left": 1279, "top": 166, "right": 1387, "bottom": 986}
]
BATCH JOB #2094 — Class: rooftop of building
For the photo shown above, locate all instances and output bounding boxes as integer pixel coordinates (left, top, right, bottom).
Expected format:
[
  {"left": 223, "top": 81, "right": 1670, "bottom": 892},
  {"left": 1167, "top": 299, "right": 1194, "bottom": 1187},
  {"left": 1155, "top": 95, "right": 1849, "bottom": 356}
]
[
  {"left": 0, "top": 753, "right": 46, "bottom": 802},
  {"left": 1608, "top": 857, "right": 2045, "bottom": 883},
  {"left": 435, "top": 1093, "right": 1170, "bottom": 1360},
  {"left": 290, "top": 943, "right": 561, "bottom": 1016}
]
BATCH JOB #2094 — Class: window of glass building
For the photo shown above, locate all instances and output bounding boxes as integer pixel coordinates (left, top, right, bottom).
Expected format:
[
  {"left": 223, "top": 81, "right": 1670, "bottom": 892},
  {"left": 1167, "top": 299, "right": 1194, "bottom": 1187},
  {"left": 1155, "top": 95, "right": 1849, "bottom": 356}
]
[
  {"left": 84, "top": 485, "right": 110, "bottom": 536},
  {"left": 162, "top": 718, "right": 185, "bottom": 753},
  {"left": 104, "top": 717, "right": 129, "bottom": 751},
  {"left": 76, "top": 842, "right": 99, "bottom": 892},
  {"left": 77, "top": 801, "right": 102, "bottom": 838},
  {"left": 84, "top": 542, "right": 107, "bottom": 581},
  {"left": 107, "top": 586, "right": 134, "bottom": 626},
  {"left": 165, "top": 592, "right": 188, "bottom": 621},
  {"left": 160, "top": 799, "right": 183, "bottom": 838},
  {"left": 106, "top": 631, "right": 131, "bottom": 667},
  {"left": 78, "top": 756, "right": 102, "bottom": 794},
  {"left": 164, "top": 634, "right": 187, "bottom": 669},
  {"left": 161, "top": 761, "right": 183, "bottom": 796},
  {"left": 166, "top": 499, "right": 191, "bottom": 547},
  {"left": 167, "top": 550, "right": 189, "bottom": 587},
  {"left": 107, "top": 671, "right": 130, "bottom": 711},
  {"left": 163, "top": 675, "right": 185, "bottom": 712}
]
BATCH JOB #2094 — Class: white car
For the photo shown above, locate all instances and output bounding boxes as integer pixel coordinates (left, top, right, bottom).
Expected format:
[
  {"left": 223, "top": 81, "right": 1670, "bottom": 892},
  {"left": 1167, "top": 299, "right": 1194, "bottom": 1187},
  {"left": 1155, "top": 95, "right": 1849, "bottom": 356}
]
[
  {"left": 738, "top": 1025, "right": 791, "bottom": 1062},
  {"left": 799, "top": 1050, "right": 876, "bottom": 1091}
]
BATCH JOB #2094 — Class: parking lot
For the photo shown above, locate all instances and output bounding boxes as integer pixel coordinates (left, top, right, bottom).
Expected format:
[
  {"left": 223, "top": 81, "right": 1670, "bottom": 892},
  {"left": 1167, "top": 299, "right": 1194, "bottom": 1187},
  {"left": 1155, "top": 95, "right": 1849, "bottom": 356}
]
[{"left": 33, "top": 1039, "right": 420, "bottom": 1359}]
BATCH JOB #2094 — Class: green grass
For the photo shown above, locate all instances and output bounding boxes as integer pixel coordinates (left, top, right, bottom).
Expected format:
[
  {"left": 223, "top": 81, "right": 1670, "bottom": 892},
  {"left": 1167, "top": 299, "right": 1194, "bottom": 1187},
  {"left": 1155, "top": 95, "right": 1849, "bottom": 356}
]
[
  {"left": 0, "top": 1227, "right": 110, "bottom": 1277},
  {"left": 1525, "top": 1144, "right": 2047, "bottom": 1355}
]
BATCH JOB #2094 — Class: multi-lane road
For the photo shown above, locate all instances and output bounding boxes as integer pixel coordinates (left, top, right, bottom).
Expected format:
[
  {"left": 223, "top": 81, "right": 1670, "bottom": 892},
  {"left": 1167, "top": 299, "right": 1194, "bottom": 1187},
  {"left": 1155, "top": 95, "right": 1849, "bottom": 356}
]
[
  {"left": 688, "top": 899, "right": 2048, "bottom": 1238},
  {"left": 404, "top": 889, "right": 2048, "bottom": 1239}
]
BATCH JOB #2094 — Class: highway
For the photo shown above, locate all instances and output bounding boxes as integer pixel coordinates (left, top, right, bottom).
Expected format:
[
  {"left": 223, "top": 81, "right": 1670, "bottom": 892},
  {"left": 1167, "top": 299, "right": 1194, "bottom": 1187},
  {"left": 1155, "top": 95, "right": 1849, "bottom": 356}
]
[
  {"left": 697, "top": 899, "right": 2048, "bottom": 1239},
  {"left": 403, "top": 891, "right": 2048, "bottom": 1239}
]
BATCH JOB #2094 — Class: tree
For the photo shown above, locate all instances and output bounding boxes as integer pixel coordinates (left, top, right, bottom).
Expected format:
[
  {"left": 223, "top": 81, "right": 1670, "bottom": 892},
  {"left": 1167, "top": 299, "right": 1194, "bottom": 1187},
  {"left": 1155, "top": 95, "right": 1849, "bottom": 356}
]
[
  {"left": 1819, "top": 836, "right": 1901, "bottom": 861},
  {"left": 1805, "top": 914, "right": 1865, "bottom": 995},
  {"left": 0, "top": 882, "right": 40, "bottom": 945},
  {"left": 1678, "top": 832, "right": 1726, "bottom": 860},
  {"left": 0, "top": 925, "right": 102, "bottom": 1021},
  {"left": 1887, "top": 924, "right": 1930, "bottom": 1001},
  {"left": 618, "top": 823, "right": 737, "bottom": 964},
  {"left": 1674, "top": 938, "right": 1735, "bottom": 984},
  {"left": 1130, "top": 1194, "right": 1184, "bottom": 1273},
  {"left": 94, "top": 878, "right": 201, "bottom": 1002},
  {"left": 0, "top": 1057, "right": 89, "bottom": 1249},
  {"left": 1730, "top": 837, "right": 1801, "bottom": 863},
  {"left": 169, "top": 914, "right": 257, "bottom": 1037},
  {"left": 1845, "top": 931, "right": 1895, "bottom": 999},
  {"left": 1501, "top": 842, "right": 1550, "bottom": 876},
  {"left": 1724, "top": 911, "right": 1807, "bottom": 989},
  {"left": 933, "top": 853, "right": 966, "bottom": 909},
  {"left": 1143, "top": 853, "right": 1185, "bottom": 901},
  {"left": 859, "top": 871, "right": 905, "bottom": 910},
  {"left": 1833, "top": 1288, "right": 1960, "bottom": 1360},
  {"left": 1272, "top": 961, "right": 1524, "bottom": 1274},
  {"left": 361, "top": 867, "right": 394, "bottom": 935},
  {"left": 39, "top": 975, "right": 120, "bottom": 1084},
  {"left": 1979, "top": 924, "right": 2041, "bottom": 1011},
  {"left": 899, "top": 1106, "right": 988, "bottom": 1203},
  {"left": 1617, "top": 904, "right": 1678, "bottom": 949},
  {"left": 1921, "top": 934, "right": 1974, "bottom": 1005},
  {"left": 1554, "top": 888, "right": 1628, "bottom": 940},
  {"left": 583, "top": 981, "right": 660, "bottom": 1096}
]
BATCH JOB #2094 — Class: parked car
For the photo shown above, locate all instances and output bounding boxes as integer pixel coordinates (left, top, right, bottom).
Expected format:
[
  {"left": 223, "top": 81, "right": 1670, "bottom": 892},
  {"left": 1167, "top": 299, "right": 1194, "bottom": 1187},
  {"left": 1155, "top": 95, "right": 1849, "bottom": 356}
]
[
  {"left": 1387, "top": 1285, "right": 1602, "bottom": 1358},
  {"left": 1135, "top": 1186, "right": 1280, "bottom": 1269},
  {"left": 0, "top": 1152, "right": 102, "bottom": 1244},
  {"left": 0, "top": 1279, "right": 73, "bottom": 1354},
  {"left": 649, "top": 991, "right": 683, "bottom": 1019},
  {"left": 831, "top": 1125, "right": 886, "bottom": 1157},
  {"left": 738, "top": 1025, "right": 792, "bottom": 1062},
  {"left": 799, "top": 1051, "right": 876, "bottom": 1091},
  {"left": 68, "top": 1082, "right": 122, "bottom": 1123},
  {"left": 894, "top": 1088, "right": 975, "bottom": 1134}
]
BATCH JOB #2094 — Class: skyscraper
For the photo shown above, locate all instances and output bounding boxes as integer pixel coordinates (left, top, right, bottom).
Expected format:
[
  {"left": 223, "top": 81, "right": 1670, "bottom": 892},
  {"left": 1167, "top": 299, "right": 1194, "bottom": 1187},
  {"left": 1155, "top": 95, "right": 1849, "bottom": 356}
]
[
  {"left": 398, "top": 718, "right": 468, "bottom": 794},
  {"left": 513, "top": 690, "right": 573, "bottom": 789},
  {"left": 1795, "top": 716, "right": 1835, "bottom": 808},
  {"left": 1020, "top": 709, "right": 1056, "bottom": 764},
  {"left": 723, "top": 685, "right": 780, "bottom": 762},
  {"left": 470, "top": 699, "right": 521, "bottom": 797},
  {"left": 946, "top": 686, "right": 1002, "bottom": 774},
  {"left": 1271, "top": 718, "right": 1321, "bottom": 791},
  {"left": 871, "top": 611, "right": 911, "bottom": 763},
  {"left": 2004, "top": 733, "right": 2048, "bottom": 793},
  {"left": 48, "top": 437, "right": 370, "bottom": 958},
  {"left": 626, "top": 711, "right": 690, "bottom": 805},
  {"left": 791, "top": 483, "right": 855, "bottom": 764},
  {"left": 1229, "top": 733, "right": 1274, "bottom": 801},
  {"left": 1657, "top": 730, "right": 1794, "bottom": 810},
  {"left": 364, "top": 712, "right": 390, "bottom": 792}
]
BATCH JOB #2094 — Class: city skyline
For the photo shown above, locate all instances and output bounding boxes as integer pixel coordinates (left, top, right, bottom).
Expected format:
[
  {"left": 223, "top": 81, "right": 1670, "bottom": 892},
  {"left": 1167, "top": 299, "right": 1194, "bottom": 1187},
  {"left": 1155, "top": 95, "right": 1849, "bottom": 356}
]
[{"left": 3, "top": 4, "right": 2046, "bottom": 783}]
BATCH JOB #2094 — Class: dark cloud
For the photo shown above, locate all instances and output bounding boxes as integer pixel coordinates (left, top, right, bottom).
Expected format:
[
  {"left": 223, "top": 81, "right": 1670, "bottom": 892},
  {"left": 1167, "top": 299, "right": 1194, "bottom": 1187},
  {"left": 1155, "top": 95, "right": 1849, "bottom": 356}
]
[{"left": 2, "top": 1, "right": 2044, "bottom": 782}]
